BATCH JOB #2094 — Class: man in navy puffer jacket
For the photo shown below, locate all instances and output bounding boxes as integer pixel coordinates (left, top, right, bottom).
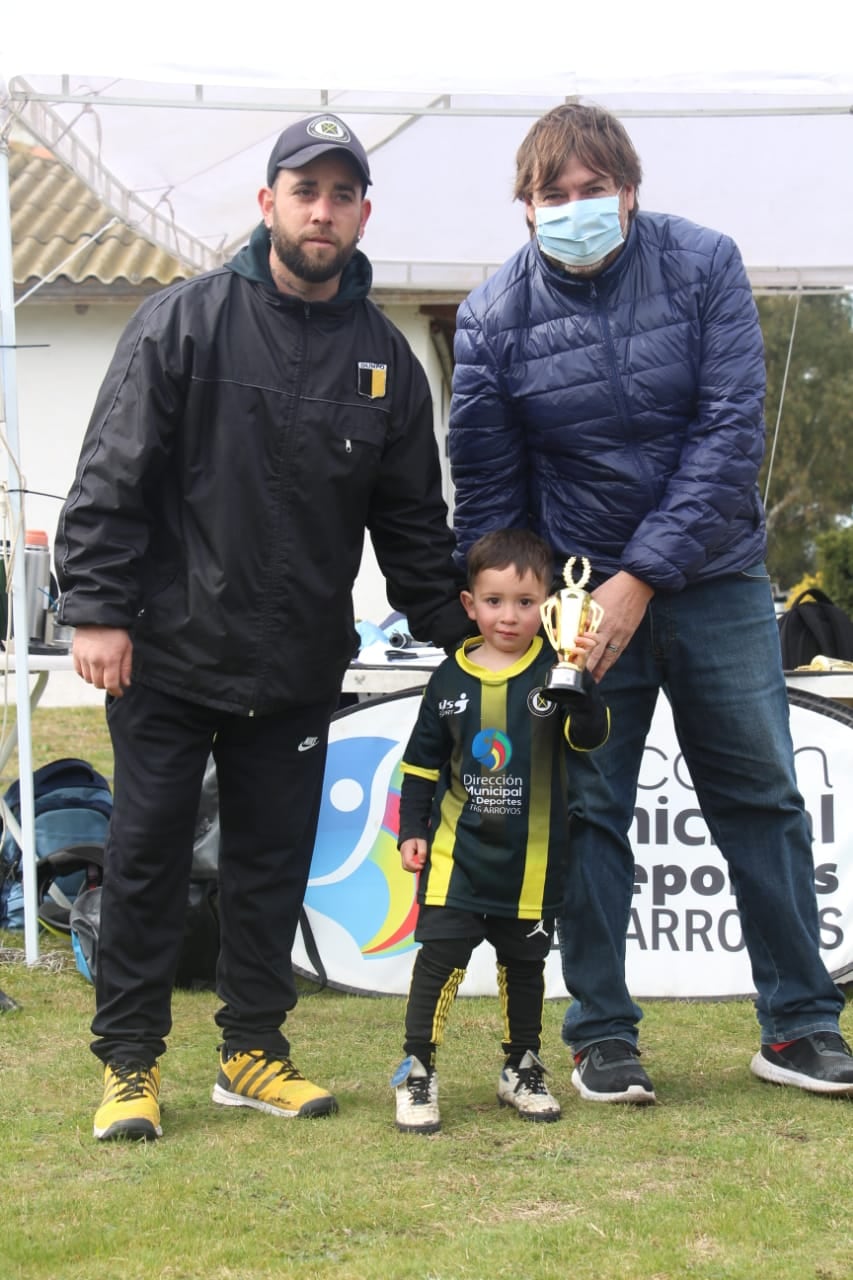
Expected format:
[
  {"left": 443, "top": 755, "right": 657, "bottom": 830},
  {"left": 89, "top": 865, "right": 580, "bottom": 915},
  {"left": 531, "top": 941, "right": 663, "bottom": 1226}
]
[{"left": 450, "top": 103, "right": 852, "bottom": 1103}]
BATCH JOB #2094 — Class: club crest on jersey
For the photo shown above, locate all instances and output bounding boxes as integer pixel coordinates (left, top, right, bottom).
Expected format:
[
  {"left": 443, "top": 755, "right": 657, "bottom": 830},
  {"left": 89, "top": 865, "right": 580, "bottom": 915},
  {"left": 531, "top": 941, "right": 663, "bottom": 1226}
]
[
  {"left": 528, "top": 688, "right": 558, "bottom": 717},
  {"left": 357, "top": 362, "right": 388, "bottom": 399}
]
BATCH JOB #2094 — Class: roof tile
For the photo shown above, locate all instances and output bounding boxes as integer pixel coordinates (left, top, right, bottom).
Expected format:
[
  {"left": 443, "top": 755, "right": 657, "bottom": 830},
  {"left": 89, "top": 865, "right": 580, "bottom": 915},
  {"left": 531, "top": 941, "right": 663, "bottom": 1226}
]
[{"left": 10, "top": 140, "right": 194, "bottom": 291}]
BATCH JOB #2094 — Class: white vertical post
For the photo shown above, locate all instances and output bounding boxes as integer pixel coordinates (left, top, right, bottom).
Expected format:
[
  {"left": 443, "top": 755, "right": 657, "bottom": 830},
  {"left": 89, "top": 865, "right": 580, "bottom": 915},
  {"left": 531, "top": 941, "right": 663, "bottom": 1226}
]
[{"left": 0, "top": 121, "right": 40, "bottom": 963}]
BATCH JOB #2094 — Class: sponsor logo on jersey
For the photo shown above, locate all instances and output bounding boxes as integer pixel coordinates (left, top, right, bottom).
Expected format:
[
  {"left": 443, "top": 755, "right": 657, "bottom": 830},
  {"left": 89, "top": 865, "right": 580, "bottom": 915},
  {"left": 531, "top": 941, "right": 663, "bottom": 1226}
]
[
  {"left": 438, "top": 692, "right": 469, "bottom": 717},
  {"left": 471, "top": 727, "right": 512, "bottom": 772}
]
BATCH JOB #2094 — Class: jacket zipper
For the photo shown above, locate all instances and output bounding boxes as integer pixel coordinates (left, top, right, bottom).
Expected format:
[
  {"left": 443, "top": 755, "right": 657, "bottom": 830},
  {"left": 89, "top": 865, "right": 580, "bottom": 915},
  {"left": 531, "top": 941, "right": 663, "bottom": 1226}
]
[{"left": 251, "top": 299, "right": 311, "bottom": 715}]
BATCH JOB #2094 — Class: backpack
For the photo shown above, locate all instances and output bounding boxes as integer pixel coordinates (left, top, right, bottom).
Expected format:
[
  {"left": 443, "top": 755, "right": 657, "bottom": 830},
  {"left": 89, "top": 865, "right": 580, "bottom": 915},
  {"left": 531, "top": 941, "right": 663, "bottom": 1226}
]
[
  {"left": 777, "top": 588, "right": 853, "bottom": 670},
  {"left": 0, "top": 758, "right": 113, "bottom": 930},
  {"left": 38, "top": 843, "right": 105, "bottom": 936}
]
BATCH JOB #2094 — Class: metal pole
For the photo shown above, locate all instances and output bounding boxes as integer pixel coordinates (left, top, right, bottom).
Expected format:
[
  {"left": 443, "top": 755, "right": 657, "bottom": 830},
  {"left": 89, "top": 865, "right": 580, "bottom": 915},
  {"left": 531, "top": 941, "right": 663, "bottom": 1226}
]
[{"left": 0, "top": 115, "right": 40, "bottom": 963}]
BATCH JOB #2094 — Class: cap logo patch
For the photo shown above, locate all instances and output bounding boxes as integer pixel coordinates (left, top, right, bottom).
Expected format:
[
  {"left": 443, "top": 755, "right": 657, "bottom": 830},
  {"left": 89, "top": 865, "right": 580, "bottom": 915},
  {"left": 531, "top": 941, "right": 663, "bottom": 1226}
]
[
  {"left": 308, "top": 117, "right": 351, "bottom": 144},
  {"left": 358, "top": 362, "right": 388, "bottom": 399}
]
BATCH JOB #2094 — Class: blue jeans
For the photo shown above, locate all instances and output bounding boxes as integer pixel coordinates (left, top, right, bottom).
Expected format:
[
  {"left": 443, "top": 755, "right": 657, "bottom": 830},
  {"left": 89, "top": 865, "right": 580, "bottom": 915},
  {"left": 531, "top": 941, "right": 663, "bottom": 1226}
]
[{"left": 559, "top": 565, "right": 844, "bottom": 1054}]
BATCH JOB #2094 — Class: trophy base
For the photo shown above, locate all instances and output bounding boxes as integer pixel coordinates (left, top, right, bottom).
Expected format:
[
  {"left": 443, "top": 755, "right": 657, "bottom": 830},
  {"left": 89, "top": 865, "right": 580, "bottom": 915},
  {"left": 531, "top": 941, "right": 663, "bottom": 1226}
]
[{"left": 542, "top": 666, "right": 586, "bottom": 703}]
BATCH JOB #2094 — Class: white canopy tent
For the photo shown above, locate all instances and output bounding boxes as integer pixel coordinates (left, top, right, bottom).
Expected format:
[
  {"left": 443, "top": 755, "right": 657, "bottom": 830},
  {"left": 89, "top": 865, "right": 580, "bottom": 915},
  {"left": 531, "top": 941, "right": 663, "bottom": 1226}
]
[{"left": 2, "top": 0, "right": 853, "bottom": 960}]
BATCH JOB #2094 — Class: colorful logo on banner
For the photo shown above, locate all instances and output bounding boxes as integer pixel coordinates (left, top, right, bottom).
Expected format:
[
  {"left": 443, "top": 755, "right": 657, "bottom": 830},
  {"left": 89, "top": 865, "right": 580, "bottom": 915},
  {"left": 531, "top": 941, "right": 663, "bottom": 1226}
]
[{"left": 304, "top": 729, "right": 418, "bottom": 960}]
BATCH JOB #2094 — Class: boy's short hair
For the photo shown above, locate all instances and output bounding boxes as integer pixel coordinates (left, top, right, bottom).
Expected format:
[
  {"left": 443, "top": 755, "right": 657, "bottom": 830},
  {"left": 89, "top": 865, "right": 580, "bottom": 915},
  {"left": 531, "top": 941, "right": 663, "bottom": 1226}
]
[{"left": 466, "top": 529, "right": 554, "bottom": 589}]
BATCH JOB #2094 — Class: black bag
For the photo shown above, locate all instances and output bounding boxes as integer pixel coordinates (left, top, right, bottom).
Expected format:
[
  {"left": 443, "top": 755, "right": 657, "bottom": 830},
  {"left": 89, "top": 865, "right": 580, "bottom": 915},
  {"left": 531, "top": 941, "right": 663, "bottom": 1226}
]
[
  {"left": 70, "top": 879, "right": 220, "bottom": 990},
  {"left": 177, "top": 757, "right": 221, "bottom": 989},
  {"left": 777, "top": 588, "right": 853, "bottom": 669},
  {"left": 69, "top": 883, "right": 102, "bottom": 983},
  {"left": 38, "top": 843, "right": 105, "bottom": 935},
  {"left": 176, "top": 758, "right": 327, "bottom": 990}
]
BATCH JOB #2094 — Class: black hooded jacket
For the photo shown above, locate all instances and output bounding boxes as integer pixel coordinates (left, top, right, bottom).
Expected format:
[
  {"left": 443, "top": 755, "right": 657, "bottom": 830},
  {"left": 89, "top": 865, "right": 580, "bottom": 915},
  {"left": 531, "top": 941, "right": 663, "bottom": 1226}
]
[{"left": 56, "top": 225, "right": 467, "bottom": 713}]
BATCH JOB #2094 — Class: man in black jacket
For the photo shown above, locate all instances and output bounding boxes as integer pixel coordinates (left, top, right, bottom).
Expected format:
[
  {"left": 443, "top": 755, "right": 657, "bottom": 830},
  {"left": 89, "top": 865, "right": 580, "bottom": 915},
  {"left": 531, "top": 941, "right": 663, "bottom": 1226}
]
[{"left": 56, "top": 113, "right": 469, "bottom": 1142}]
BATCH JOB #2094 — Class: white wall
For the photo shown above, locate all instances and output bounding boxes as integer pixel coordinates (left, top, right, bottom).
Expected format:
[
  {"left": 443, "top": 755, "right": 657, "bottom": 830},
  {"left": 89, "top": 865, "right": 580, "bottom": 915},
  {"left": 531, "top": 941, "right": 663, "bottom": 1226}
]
[
  {"left": 11, "top": 302, "right": 137, "bottom": 544},
  {"left": 8, "top": 297, "right": 449, "bottom": 705}
]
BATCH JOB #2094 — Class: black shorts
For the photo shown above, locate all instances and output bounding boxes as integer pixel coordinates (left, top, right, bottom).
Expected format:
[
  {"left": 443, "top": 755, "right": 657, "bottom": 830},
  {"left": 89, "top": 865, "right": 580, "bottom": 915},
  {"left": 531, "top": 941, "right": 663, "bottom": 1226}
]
[{"left": 415, "top": 904, "right": 554, "bottom": 957}]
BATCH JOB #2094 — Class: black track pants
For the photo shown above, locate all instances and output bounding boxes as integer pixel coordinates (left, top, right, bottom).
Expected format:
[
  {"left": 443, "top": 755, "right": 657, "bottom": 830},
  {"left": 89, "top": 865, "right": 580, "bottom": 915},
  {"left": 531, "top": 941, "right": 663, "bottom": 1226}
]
[{"left": 91, "top": 681, "right": 336, "bottom": 1065}]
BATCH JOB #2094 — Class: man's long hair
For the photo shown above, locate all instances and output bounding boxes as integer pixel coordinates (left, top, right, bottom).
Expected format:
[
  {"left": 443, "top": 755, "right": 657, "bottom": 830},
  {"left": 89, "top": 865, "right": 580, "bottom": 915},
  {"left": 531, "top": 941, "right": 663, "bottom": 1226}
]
[{"left": 514, "top": 103, "right": 643, "bottom": 208}]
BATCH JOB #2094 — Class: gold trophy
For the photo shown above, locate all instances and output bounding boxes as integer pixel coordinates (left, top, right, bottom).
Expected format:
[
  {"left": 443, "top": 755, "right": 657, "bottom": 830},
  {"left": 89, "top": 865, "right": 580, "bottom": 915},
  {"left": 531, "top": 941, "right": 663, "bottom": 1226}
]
[{"left": 540, "top": 556, "right": 604, "bottom": 701}]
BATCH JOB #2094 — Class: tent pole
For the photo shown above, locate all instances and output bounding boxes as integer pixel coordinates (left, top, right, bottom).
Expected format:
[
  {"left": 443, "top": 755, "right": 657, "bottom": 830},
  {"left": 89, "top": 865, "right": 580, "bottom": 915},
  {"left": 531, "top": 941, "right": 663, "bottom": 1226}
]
[{"left": 0, "top": 119, "right": 40, "bottom": 963}]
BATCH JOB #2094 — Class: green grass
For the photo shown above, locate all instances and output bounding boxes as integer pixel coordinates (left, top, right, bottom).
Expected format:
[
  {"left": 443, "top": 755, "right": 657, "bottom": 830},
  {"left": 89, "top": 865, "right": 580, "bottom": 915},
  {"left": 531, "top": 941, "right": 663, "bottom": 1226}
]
[
  {"left": 0, "top": 704, "right": 114, "bottom": 787},
  {"left": 2, "top": 709, "right": 852, "bottom": 1279},
  {"left": 2, "top": 950, "right": 852, "bottom": 1280}
]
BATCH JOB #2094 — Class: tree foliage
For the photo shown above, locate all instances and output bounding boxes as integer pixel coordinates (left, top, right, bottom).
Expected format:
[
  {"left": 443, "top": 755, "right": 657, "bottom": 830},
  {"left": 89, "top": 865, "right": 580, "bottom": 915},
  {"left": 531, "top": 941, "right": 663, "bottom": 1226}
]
[
  {"left": 817, "top": 527, "right": 853, "bottom": 617},
  {"left": 757, "top": 293, "right": 853, "bottom": 589}
]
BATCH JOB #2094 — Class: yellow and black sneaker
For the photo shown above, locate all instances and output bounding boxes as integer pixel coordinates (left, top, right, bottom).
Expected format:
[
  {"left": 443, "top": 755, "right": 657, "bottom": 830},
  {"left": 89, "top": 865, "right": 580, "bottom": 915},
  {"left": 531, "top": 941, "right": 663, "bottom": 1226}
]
[
  {"left": 212, "top": 1048, "right": 338, "bottom": 1118},
  {"left": 93, "top": 1062, "right": 162, "bottom": 1141}
]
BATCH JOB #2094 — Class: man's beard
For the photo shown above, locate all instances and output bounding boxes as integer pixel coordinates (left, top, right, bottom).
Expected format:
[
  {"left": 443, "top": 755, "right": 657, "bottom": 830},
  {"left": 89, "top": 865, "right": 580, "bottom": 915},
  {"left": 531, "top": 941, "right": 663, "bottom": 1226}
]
[{"left": 270, "top": 221, "right": 358, "bottom": 285}]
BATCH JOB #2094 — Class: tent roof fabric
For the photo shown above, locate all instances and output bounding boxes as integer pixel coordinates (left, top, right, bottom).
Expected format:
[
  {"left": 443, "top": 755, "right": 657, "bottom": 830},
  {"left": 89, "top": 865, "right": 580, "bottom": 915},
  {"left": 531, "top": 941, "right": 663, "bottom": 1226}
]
[{"left": 4, "top": 76, "right": 852, "bottom": 295}]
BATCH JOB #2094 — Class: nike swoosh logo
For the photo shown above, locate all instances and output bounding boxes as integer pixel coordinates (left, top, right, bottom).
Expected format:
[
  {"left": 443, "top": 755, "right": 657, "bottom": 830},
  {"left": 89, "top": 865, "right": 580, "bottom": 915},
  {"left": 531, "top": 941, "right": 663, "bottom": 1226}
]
[{"left": 298, "top": 737, "right": 319, "bottom": 752}]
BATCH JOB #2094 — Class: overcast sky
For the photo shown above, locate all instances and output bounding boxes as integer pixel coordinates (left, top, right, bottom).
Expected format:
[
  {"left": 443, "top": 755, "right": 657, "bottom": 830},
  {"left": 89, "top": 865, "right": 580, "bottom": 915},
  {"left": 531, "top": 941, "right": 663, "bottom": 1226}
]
[{"left": 3, "top": 0, "right": 852, "bottom": 93}]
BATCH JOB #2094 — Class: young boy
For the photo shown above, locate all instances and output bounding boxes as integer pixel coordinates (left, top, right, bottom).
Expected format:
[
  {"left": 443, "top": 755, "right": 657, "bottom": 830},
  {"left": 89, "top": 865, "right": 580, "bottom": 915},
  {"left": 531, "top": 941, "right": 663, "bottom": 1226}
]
[{"left": 391, "top": 529, "right": 609, "bottom": 1133}]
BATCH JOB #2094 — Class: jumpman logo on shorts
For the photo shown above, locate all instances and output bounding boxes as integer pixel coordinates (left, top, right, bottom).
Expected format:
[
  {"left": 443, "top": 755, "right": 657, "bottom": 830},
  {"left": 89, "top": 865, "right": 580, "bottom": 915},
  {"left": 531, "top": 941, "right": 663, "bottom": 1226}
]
[{"left": 526, "top": 919, "right": 549, "bottom": 939}]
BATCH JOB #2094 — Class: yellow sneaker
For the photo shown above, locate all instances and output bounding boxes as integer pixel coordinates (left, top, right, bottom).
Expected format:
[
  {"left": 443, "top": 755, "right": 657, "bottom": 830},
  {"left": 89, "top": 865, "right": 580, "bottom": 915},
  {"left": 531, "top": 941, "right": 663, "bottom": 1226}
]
[
  {"left": 212, "top": 1048, "right": 338, "bottom": 1118},
  {"left": 93, "top": 1062, "right": 162, "bottom": 1141}
]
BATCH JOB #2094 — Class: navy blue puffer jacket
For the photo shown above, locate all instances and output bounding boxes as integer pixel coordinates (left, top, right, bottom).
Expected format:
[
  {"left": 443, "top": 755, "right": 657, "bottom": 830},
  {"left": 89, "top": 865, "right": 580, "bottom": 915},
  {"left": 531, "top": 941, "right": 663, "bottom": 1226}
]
[{"left": 450, "top": 211, "right": 768, "bottom": 592}]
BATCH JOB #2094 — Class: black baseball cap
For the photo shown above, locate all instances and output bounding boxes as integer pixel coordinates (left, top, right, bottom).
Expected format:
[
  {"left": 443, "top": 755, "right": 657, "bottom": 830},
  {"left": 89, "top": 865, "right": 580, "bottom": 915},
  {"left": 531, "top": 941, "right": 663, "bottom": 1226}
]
[{"left": 266, "top": 114, "right": 372, "bottom": 190}]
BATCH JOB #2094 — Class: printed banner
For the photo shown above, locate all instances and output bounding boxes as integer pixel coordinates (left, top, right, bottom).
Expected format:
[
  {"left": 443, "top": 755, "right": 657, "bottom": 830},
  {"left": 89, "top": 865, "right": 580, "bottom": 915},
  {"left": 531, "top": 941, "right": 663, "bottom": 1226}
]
[{"left": 292, "top": 689, "right": 853, "bottom": 999}]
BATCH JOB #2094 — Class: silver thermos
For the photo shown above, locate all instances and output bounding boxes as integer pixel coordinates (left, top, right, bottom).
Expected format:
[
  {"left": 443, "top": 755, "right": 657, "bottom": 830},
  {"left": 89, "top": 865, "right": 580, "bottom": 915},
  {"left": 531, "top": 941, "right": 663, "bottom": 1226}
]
[{"left": 24, "top": 529, "right": 52, "bottom": 642}]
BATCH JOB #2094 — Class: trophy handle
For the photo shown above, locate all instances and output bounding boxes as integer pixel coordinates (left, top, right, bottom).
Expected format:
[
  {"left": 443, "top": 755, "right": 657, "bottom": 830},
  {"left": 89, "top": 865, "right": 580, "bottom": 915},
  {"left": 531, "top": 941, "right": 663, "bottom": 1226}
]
[
  {"left": 540, "top": 599, "right": 560, "bottom": 650},
  {"left": 587, "top": 599, "right": 605, "bottom": 636}
]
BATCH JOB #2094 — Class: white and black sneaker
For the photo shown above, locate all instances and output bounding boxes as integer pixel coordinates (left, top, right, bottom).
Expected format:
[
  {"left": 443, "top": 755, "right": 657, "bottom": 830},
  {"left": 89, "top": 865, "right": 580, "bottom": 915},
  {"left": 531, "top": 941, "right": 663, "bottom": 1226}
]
[
  {"left": 572, "top": 1038, "right": 656, "bottom": 1104},
  {"left": 750, "top": 1033, "right": 853, "bottom": 1095},
  {"left": 391, "top": 1055, "right": 440, "bottom": 1133},
  {"left": 497, "top": 1050, "right": 561, "bottom": 1122}
]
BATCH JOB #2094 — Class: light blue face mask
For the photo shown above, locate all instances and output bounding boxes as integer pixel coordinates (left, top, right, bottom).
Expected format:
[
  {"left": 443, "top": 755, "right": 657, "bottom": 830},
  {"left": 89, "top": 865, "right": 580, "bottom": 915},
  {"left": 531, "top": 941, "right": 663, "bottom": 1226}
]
[{"left": 534, "top": 194, "right": 624, "bottom": 268}]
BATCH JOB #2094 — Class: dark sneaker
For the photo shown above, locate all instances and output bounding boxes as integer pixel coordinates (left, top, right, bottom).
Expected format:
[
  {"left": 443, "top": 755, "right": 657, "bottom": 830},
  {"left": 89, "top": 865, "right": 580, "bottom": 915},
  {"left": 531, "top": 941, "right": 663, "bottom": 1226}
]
[
  {"left": 212, "top": 1048, "right": 338, "bottom": 1117},
  {"left": 750, "top": 1033, "right": 853, "bottom": 1095},
  {"left": 391, "top": 1055, "right": 440, "bottom": 1134},
  {"left": 94, "top": 1062, "right": 162, "bottom": 1141},
  {"left": 497, "top": 1049, "right": 561, "bottom": 1122},
  {"left": 572, "top": 1038, "right": 656, "bottom": 1104}
]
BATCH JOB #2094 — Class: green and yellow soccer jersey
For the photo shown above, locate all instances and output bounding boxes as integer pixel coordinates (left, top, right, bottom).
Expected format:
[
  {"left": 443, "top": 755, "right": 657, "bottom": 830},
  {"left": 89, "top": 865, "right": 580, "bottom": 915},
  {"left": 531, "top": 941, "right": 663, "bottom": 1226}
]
[{"left": 399, "top": 636, "right": 609, "bottom": 919}]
